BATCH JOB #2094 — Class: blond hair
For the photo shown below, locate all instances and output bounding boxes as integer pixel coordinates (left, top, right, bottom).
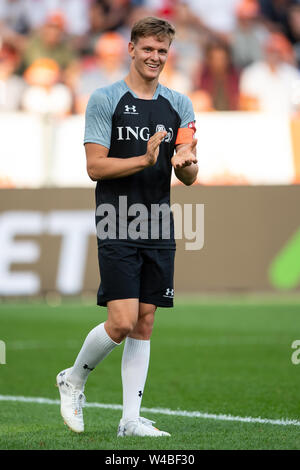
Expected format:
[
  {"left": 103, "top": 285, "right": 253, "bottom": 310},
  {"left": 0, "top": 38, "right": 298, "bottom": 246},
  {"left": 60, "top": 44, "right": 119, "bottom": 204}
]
[{"left": 131, "top": 16, "right": 175, "bottom": 45}]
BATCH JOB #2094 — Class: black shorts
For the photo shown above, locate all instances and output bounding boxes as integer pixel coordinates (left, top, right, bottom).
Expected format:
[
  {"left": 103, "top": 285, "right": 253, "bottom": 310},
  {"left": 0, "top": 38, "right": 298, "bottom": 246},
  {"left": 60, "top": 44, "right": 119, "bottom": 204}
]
[{"left": 97, "top": 244, "right": 175, "bottom": 308}]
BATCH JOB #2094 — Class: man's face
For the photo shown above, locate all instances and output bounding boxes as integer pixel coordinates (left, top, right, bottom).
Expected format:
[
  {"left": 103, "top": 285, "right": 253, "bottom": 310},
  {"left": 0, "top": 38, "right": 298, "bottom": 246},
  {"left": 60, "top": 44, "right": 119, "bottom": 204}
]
[
  {"left": 42, "top": 24, "right": 63, "bottom": 46},
  {"left": 128, "top": 35, "right": 170, "bottom": 81}
]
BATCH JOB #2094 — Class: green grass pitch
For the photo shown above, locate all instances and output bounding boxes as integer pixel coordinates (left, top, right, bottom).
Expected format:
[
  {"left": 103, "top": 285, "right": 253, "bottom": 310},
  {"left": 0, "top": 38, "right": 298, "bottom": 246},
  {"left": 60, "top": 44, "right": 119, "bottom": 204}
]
[{"left": 0, "top": 296, "right": 300, "bottom": 450}]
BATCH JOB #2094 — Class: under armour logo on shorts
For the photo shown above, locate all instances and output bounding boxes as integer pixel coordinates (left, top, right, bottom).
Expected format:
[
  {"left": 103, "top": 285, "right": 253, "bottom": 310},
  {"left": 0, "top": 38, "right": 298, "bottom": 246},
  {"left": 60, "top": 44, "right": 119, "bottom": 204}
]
[{"left": 163, "top": 288, "right": 174, "bottom": 298}]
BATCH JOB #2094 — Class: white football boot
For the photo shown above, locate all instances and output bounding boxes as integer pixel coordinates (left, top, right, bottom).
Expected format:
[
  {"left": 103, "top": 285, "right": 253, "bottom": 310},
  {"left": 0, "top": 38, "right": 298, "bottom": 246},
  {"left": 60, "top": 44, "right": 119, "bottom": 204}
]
[
  {"left": 56, "top": 368, "right": 85, "bottom": 433},
  {"left": 117, "top": 416, "right": 171, "bottom": 437}
]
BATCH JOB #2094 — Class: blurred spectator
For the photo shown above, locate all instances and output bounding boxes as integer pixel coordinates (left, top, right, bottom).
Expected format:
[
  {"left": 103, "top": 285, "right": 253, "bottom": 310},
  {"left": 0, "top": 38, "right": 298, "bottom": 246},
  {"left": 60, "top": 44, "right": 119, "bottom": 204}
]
[
  {"left": 74, "top": 31, "right": 128, "bottom": 114},
  {"left": 184, "top": 0, "right": 241, "bottom": 38},
  {"left": 77, "top": 1, "right": 112, "bottom": 56},
  {"left": 0, "top": 0, "right": 90, "bottom": 36},
  {"left": 240, "top": 32, "right": 300, "bottom": 112},
  {"left": 97, "top": 0, "right": 132, "bottom": 33},
  {"left": 44, "top": 0, "right": 90, "bottom": 37},
  {"left": 195, "top": 40, "right": 240, "bottom": 111},
  {"left": 63, "top": 0, "right": 133, "bottom": 56},
  {"left": 288, "top": 4, "right": 300, "bottom": 66},
  {"left": 188, "top": 89, "right": 214, "bottom": 112},
  {"left": 21, "top": 11, "right": 78, "bottom": 72},
  {"left": 143, "top": 0, "right": 176, "bottom": 18},
  {"left": 231, "top": 0, "right": 269, "bottom": 68},
  {"left": 258, "top": 0, "right": 298, "bottom": 41},
  {"left": 21, "top": 57, "right": 72, "bottom": 116},
  {"left": 0, "top": 0, "right": 30, "bottom": 34},
  {"left": 0, "top": 42, "right": 26, "bottom": 111},
  {"left": 118, "top": 5, "right": 155, "bottom": 42},
  {"left": 159, "top": 48, "right": 193, "bottom": 94},
  {"left": 171, "top": 2, "right": 205, "bottom": 80}
]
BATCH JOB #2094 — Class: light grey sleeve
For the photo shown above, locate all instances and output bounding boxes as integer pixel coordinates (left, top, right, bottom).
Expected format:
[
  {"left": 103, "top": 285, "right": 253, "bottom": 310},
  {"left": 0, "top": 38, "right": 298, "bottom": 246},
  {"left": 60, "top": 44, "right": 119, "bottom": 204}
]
[
  {"left": 84, "top": 89, "right": 112, "bottom": 149},
  {"left": 178, "top": 94, "right": 195, "bottom": 128}
]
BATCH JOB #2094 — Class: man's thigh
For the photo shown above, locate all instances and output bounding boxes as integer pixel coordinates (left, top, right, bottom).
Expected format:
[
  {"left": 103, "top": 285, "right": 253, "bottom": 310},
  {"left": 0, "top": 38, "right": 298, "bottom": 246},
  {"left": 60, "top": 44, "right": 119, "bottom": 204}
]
[
  {"left": 139, "top": 248, "right": 175, "bottom": 308},
  {"left": 97, "top": 244, "right": 175, "bottom": 308},
  {"left": 97, "top": 244, "right": 142, "bottom": 306}
]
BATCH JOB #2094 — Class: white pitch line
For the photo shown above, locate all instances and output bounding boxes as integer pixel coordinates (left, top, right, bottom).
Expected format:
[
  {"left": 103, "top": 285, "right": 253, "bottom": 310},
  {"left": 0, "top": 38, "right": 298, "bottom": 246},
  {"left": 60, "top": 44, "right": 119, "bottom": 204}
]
[{"left": 0, "top": 394, "right": 300, "bottom": 427}]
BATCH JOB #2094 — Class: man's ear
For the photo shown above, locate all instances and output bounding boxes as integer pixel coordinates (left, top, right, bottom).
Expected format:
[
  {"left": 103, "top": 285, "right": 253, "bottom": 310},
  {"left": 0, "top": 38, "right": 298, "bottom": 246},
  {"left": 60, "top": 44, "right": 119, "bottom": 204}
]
[{"left": 128, "top": 41, "right": 135, "bottom": 59}]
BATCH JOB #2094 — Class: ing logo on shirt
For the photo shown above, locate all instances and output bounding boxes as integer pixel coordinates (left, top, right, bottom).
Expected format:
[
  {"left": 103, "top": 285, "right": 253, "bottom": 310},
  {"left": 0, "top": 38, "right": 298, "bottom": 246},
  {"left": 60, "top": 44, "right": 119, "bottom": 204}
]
[{"left": 116, "top": 125, "right": 174, "bottom": 142}]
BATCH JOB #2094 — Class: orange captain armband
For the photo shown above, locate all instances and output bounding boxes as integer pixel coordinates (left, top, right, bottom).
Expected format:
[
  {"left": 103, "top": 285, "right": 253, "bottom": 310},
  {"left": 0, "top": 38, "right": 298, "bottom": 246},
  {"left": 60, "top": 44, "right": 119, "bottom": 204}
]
[{"left": 175, "top": 123, "right": 196, "bottom": 145}]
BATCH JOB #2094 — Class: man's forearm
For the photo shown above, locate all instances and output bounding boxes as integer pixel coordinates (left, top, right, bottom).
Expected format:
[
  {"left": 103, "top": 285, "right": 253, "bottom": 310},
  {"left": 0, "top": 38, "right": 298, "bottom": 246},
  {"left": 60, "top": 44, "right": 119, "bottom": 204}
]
[
  {"left": 87, "top": 155, "right": 148, "bottom": 181},
  {"left": 175, "top": 163, "right": 198, "bottom": 186},
  {"left": 86, "top": 131, "right": 166, "bottom": 181}
]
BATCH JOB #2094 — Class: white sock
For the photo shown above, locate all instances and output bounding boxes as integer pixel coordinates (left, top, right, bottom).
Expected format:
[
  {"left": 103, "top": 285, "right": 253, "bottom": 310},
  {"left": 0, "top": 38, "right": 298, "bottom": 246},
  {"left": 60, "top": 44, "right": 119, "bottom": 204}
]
[
  {"left": 67, "top": 322, "right": 119, "bottom": 390},
  {"left": 121, "top": 337, "right": 150, "bottom": 422}
]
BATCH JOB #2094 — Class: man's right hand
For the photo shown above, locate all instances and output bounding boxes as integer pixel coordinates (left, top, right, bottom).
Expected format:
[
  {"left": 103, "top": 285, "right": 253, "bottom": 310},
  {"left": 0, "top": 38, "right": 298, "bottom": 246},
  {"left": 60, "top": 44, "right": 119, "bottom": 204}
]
[
  {"left": 85, "top": 131, "right": 167, "bottom": 181},
  {"left": 144, "top": 131, "right": 167, "bottom": 167}
]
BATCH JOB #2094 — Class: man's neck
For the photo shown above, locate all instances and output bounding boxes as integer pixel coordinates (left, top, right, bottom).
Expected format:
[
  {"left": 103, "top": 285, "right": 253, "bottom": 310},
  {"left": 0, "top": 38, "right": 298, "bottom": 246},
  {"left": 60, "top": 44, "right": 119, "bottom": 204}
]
[
  {"left": 124, "top": 69, "right": 159, "bottom": 100},
  {"left": 267, "top": 61, "right": 279, "bottom": 74}
]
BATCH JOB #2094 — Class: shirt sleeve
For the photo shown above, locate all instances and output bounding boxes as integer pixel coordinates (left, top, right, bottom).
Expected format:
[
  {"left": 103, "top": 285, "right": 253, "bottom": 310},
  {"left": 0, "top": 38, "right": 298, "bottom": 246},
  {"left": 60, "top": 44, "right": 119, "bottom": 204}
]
[
  {"left": 179, "top": 94, "right": 195, "bottom": 129},
  {"left": 175, "top": 94, "right": 196, "bottom": 145},
  {"left": 84, "top": 90, "right": 112, "bottom": 149}
]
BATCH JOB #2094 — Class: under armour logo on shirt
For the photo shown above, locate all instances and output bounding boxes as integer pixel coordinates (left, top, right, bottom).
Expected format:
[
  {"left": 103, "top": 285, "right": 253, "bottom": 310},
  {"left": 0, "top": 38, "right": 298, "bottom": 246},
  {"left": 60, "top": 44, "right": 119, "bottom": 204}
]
[{"left": 124, "top": 105, "right": 138, "bottom": 114}]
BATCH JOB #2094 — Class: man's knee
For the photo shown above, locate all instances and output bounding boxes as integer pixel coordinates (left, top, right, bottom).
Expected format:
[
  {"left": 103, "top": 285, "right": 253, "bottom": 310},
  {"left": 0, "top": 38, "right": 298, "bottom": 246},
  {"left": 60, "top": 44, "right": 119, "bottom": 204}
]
[
  {"left": 106, "top": 316, "right": 137, "bottom": 343},
  {"left": 106, "top": 299, "right": 139, "bottom": 342},
  {"left": 137, "top": 316, "right": 154, "bottom": 338},
  {"left": 115, "top": 317, "right": 137, "bottom": 338},
  {"left": 132, "top": 304, "right": 156, "bottom": 339}
]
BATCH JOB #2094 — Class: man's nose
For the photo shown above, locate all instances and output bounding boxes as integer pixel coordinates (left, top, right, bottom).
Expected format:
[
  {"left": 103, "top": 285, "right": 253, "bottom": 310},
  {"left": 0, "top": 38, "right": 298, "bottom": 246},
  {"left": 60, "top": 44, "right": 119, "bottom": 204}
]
[{"left": 150, "top": 50, "right": 159, "bottom": 62}]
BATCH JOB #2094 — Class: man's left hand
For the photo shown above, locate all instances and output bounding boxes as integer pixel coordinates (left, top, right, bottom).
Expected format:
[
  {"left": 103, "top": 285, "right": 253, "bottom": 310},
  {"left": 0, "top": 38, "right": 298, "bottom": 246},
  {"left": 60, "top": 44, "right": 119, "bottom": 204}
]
[{"left": 171, "top": 139, "right": 198, "bottom": 169}]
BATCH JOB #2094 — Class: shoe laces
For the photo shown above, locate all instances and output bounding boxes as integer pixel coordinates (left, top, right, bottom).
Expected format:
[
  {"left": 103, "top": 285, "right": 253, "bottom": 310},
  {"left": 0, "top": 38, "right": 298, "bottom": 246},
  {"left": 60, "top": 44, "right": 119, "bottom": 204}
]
[
  {"left": 71, "top": 389, "right": 86, "bottom": 417},
  {"left": 139, "top": 417, "right": 156, "bottom": 428}
]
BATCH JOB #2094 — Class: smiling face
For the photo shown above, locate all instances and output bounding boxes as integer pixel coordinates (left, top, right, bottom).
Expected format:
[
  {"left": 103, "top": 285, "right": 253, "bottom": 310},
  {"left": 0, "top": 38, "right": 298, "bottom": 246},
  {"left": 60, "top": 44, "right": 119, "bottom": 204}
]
[{"left": 128, "top": 35, "right": 170, "bottom": 82}]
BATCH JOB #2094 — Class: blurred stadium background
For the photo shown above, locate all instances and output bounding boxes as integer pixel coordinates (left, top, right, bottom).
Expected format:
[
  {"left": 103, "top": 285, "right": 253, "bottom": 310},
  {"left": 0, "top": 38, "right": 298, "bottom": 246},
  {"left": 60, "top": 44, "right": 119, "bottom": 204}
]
[
  {"left": 1, "top": 0, "right": 300, "bottom": 450},
  {"left": 2, "top": 0, "right": 300, "bottom": 296}
]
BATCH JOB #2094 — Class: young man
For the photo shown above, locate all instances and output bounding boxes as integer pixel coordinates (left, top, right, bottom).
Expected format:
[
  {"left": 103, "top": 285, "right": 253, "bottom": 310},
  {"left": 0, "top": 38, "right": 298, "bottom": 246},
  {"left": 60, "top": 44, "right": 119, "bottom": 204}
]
[{"left": 56, "top": 17, "right": 198, "bottom": 437}]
